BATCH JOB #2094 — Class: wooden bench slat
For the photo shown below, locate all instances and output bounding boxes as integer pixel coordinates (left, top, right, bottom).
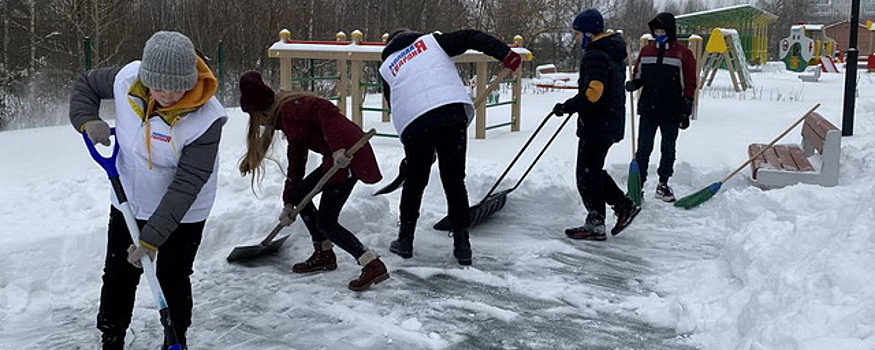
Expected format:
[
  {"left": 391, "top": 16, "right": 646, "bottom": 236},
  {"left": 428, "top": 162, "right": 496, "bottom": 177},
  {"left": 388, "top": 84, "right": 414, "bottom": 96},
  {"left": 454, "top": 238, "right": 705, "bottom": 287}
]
[
  {"left": 788, "top": 146, "right": 815, "bottom": 172},
  {"left": 774, "top": 145, "right": 804, "bottom": 171}
]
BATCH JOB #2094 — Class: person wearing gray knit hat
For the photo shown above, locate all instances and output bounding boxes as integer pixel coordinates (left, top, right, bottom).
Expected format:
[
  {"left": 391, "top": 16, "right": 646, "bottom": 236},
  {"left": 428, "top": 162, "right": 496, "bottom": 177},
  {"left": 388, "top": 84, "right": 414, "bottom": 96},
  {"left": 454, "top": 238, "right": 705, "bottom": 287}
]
[
  {"left": 139, "top": 31, "right": 198, "bottom": 91},
  {"left": 67, "top": 29, "right": 225, "bottom": 350}
]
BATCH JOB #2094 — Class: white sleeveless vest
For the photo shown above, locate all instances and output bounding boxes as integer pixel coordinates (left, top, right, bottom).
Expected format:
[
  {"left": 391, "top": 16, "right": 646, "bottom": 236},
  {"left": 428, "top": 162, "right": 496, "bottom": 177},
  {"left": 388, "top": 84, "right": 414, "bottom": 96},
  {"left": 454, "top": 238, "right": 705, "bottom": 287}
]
[
  {"left": 111, "top": 62, "right": 226, "bottom": 222},
  {"left": 379, "top": 34, "right": 474, "bottom": 135}
]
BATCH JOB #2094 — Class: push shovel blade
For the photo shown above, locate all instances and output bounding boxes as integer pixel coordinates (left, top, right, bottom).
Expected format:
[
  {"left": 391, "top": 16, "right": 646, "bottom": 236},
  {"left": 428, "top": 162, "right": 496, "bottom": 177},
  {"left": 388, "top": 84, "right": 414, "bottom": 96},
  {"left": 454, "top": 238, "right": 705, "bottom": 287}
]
[
  {"left": 432, "top": 189, "right": 511, "bottom": 231},
  {"left": 226, "top": 234, "right": 290, "bottom": 262}
]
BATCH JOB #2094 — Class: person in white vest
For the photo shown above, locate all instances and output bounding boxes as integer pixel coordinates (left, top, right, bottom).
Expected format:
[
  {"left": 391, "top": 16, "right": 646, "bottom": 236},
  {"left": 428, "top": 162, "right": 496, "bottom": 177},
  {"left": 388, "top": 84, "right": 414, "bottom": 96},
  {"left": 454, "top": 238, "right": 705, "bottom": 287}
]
[
  {"left": 69, "top": 31, "right": 226, "bottom": 350},
  {"left": 379, "top": 29, "right": 522, "bottom": 265}
]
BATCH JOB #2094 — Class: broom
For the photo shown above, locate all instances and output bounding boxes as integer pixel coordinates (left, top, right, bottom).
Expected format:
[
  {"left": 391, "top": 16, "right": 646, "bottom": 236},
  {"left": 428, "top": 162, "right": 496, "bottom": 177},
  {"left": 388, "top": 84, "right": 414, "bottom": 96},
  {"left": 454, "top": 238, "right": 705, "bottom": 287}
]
[
  {"left": 674, "top": 103, "right": 821, "bottom": 209},
  {"left": 626, "top": 43, "right": 642, "bottom": 206}
]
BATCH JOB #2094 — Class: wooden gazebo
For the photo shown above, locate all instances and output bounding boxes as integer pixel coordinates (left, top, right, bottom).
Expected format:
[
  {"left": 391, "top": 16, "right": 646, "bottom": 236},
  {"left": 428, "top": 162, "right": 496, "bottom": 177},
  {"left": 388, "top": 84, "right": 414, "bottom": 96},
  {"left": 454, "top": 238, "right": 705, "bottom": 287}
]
[{"left": 676, "top": 4, "right": 778, "bottom": 65}]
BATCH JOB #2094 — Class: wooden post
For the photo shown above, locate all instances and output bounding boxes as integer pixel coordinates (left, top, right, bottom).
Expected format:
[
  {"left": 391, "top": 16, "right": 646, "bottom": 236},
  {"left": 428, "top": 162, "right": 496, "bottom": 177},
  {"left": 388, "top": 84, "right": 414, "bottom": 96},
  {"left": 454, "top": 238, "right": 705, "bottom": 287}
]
[
  {"left": 689, "top": 35, "right": 704, "bottom": 120},
  {"left": 475, "top": 62, "right": 488, "bottom": 139},
  {"left": 350, "top": 30, "right": 364, "bottom": 126},
  {"left": 381, "top": 32, "right": 391, "bottom": 123},
  {"left": 511, "top": 35, "right": 523, "bottom": 132},
  {"left": 279, "top": 29, "right": 293, "bottom": 90},
  {"left": 335, "top": 31, "right": 348, "bottom": 115},
  {"left": 350, "top": 59, "right": 363, "bottom": 126}
]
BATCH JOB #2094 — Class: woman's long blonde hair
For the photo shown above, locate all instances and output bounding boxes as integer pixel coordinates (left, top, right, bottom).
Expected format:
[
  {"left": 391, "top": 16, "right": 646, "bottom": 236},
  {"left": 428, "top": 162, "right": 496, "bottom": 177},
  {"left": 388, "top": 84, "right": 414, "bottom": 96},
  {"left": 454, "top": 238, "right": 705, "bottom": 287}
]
[{"left": 238, "top": 90, "right": 322, "bottom": 191}]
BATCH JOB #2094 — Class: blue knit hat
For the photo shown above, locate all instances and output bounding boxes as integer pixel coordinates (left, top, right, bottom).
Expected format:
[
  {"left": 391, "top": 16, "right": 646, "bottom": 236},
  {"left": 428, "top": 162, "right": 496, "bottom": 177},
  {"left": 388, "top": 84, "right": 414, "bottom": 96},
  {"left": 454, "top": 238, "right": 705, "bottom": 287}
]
[{"left": 573, "top": 9, "right": 604, "bottom": 34}]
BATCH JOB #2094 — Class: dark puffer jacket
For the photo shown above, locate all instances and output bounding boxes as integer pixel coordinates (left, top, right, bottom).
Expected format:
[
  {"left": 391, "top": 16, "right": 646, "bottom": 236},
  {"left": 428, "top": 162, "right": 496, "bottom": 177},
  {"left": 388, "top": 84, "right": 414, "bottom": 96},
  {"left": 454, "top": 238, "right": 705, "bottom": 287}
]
[
  {"left": 630, "top": 12, "right": 697, "bottom": 119},
  {"left": 562, "top": 32, "right": 627, "bottom": 143}
]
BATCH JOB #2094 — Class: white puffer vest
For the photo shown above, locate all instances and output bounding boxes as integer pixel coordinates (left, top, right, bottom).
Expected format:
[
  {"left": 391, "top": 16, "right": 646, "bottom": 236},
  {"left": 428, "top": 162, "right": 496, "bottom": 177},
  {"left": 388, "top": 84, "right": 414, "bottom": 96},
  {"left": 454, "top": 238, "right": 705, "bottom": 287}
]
[
  {"left": 379, "top": 34, "right": 474, "bottom": 135},
  {"left": 111, "top": 62, "right": 225, "bottom": 222}
]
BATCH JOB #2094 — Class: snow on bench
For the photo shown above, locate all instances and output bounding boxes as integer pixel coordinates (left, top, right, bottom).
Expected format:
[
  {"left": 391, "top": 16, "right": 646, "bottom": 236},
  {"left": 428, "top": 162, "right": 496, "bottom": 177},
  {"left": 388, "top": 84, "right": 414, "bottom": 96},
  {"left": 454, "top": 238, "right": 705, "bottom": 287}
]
[
  {"left": 748, "top": 112, "right": 840, "bottom": 188},
  {"left": 798, "top": 67, "right": 821, "bottom": 82}
]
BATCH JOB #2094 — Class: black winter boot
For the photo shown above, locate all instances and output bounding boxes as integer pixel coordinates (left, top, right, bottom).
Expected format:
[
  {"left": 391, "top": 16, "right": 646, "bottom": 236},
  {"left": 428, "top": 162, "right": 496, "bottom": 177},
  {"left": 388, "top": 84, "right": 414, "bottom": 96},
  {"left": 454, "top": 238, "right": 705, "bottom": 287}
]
[
  {"left": 390, "top": 221, "right": 415, "bottom": 258},
  {"left": 452, "top": 229, "right": 472, "bottom": 265}
]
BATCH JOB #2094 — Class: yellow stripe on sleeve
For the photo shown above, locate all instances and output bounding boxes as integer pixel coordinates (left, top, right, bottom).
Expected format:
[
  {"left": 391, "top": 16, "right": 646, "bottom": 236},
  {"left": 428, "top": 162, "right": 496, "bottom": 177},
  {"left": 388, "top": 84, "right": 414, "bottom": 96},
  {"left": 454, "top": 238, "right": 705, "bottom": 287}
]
[{"left": 586, "top": 80, "right": 604, "bottom": 103}]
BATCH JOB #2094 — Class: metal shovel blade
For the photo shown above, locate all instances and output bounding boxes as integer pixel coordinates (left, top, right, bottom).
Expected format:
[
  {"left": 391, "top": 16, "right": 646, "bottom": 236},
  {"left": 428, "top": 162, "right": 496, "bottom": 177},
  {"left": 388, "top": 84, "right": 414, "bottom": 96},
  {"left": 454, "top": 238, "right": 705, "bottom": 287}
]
[
  {"left": 226, "top": 234, "right": 290, "bottom": 262},
  {"left": 433, "top": 189, "right": 511, "bottom": 231}
]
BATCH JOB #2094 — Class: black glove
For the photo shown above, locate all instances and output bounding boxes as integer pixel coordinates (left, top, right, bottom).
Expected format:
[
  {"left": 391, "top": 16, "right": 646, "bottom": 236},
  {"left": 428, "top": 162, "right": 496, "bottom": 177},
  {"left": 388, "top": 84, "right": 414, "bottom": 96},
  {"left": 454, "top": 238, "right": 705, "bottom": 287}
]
[
  {"left": 678, "top": 115, "right": 690, "bottom": 130},
  {"left": 678, "top": 97, "right": 694, "bottom": 130},
  {"left": 552, "top": 103, "right": 566, "bottom": 117},
  {"left": 624, "top": 80, "right": 641, "bottom": 92}
]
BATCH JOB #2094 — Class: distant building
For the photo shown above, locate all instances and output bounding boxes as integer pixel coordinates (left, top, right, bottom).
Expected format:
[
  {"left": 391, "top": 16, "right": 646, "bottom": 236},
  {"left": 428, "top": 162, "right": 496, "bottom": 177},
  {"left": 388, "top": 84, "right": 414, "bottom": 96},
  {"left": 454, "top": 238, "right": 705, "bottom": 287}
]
[
  {"left": 824, "top": 21, "right": 875, "bottom": 55},
  {"left": 809, "top": 0, "right": 875, "bottom": 23}
]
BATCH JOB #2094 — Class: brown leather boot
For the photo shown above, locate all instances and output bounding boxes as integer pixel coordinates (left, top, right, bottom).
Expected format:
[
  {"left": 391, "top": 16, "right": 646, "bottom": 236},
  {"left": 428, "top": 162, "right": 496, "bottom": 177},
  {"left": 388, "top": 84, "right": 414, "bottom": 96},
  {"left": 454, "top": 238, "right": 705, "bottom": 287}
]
[
  {"left": 292, "top": 241, "right": 337, "bottom": 273},
  {"left": 348, "top": 251, "right": 390, "bottom": 291}
]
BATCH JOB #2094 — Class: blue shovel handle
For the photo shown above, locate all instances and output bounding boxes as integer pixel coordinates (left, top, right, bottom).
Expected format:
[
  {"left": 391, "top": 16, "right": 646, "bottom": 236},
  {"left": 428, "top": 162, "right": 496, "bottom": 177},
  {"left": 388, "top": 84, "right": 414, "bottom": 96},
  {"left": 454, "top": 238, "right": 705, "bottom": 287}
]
[{"left": 82, "top": 127, "right": 120, "bottom": 178}]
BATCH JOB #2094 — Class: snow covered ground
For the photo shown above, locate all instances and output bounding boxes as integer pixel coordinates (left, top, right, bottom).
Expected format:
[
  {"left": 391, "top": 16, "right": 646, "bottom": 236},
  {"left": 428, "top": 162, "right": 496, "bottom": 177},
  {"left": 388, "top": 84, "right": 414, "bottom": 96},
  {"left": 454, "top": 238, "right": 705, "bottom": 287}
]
[{"left": 1, "top": 65, "right": 874, "bottom": 350}]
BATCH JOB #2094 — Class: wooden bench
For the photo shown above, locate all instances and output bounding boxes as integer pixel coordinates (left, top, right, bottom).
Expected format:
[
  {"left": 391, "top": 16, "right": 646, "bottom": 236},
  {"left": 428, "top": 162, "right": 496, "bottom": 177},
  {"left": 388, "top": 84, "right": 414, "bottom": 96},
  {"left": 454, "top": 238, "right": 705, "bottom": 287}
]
[{"left": 748, "top": 112, "right": 840, "bottom": 188}]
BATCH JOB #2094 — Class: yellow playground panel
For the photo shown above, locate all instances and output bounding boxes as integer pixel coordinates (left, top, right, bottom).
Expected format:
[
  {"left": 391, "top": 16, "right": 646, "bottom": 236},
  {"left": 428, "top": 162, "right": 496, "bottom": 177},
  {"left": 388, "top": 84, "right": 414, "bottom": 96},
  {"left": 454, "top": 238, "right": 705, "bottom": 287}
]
[{"left": 700, "top": 28, "right": 752, "bottom": 92}]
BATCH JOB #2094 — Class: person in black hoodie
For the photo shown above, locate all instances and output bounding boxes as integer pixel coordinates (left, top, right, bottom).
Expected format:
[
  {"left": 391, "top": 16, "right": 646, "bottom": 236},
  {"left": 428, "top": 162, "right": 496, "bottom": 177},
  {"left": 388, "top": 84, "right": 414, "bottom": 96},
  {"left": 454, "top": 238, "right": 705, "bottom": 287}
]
[
  {"left": 625, "top": 12, "right": 697, "bottom": 202},
  {"left": 553, "top": 9, "right": 640, "bottom": 240},
  {"left": 379, "top": 29, "right": 521, "bottom": 265}
]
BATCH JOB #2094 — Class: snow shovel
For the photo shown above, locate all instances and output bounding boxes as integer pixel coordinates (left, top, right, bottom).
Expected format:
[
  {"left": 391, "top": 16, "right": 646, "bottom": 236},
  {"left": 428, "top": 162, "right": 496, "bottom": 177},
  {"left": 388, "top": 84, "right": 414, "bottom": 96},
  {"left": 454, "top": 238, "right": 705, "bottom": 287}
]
[
  {"left": 227, "top": 129, "right": 377, "bottom": 262},
  {"left": 674, "top": 104, "right": 820, "bottom": 209},
  {"left": 82, "top": 129, "right": 184, "bottom": 350},
  {"left": 373, "top": 67, "right": 514, "bottom": 196},
  {"left": 433, "top": 111, "right": 574, "bottom": 231}
]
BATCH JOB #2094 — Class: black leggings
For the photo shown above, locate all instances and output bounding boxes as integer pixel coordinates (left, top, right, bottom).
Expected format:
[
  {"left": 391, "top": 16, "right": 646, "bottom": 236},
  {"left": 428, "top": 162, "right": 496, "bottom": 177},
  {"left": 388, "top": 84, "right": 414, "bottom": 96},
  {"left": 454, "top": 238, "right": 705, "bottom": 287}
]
[
  {"left": 289, "top": 168, "right": 367, "bottom": 259},
  {"left": 97, "top": 207, "right": 203, "bottom": 341}
]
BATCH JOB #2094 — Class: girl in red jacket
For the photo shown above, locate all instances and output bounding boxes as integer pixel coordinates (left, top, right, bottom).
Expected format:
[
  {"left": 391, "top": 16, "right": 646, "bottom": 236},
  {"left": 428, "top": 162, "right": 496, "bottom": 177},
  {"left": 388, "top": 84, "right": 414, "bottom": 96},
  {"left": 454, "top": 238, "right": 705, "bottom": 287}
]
[{"left": 237, "top": 71, "right": 388, "bottom": 291}]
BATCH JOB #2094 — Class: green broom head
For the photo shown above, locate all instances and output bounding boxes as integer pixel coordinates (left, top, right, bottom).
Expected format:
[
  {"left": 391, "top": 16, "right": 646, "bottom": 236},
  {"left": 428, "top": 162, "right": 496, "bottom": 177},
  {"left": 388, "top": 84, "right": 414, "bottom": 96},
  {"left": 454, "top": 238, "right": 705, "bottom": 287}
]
[
  {"left": 674, "top": 182, "right": 722, "bottom": 209},
  {"left": 627, "top": 160, "right": 642, "bottom": 206}
]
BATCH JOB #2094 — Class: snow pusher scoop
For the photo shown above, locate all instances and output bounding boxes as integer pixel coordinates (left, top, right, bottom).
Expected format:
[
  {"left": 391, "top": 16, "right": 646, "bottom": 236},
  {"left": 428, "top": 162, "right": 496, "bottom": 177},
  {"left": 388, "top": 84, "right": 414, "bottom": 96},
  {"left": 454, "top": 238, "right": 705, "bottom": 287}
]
[
  {"left": 227, "top": 129, "right": 376, "bottom": 262},
  {"left": 82, "top": 129, "right": 184, "bottom": 350},
  {"left": 433, "top": 111, "right": 573, "bottom": 231},
  {"left": 374, "top": 67, "right": 514, "bottom": 196}
]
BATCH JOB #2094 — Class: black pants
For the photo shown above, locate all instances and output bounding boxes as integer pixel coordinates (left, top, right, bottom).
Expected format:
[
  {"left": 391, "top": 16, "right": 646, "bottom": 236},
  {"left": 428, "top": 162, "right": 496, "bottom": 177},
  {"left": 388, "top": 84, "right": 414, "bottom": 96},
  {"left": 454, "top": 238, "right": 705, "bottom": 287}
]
[
  {"left": 576, "top": 138, "right": 627, "bottom": 220},
  {"left": 98, "top": 207, "right": 203, "bottom": 343},
  {"left": 290, "top": 168, "right": 367, "bottom": 259},
  {"left": 399, "top": 105, "right": 470, "bottom": 230},
  {"left": 635, "top": 114, "right": 679, "bottom": 184}
]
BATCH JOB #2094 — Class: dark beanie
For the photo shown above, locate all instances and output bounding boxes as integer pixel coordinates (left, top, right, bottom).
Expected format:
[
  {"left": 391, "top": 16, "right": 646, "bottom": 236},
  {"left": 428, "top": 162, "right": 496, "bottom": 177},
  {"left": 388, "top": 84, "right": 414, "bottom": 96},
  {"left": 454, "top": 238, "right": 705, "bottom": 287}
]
[
  {"left": 573, "top": 9, "right": 604, "bottom": 34},
  {"left": 239, "top": 71, "right": 275, "bottom": 113}
]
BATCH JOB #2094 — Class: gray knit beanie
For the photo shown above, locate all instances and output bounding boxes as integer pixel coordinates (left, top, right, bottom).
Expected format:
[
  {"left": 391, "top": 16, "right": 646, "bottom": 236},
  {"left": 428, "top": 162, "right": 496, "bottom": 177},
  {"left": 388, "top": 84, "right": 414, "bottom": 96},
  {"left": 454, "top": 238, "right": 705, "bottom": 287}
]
[{"left": 138, "top": 31, "right": 197, "bottom": 91}]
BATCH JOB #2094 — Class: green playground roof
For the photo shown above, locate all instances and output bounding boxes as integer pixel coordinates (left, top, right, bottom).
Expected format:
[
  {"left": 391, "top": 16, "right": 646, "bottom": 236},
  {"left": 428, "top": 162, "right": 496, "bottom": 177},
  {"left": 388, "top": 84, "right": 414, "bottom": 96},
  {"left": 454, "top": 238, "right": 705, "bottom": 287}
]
[{"left": 676, "top": 4, "right": 778, "bottom": 29}]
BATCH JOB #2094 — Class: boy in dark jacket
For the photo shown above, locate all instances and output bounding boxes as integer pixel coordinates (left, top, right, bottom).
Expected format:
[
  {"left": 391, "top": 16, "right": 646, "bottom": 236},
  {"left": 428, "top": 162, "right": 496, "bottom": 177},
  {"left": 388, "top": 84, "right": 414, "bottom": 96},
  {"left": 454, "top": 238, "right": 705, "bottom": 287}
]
[
  {"left": 379, "top": 29, "right": 521, "bottom": 264},
  {"left": 625, "top": 12, "right": 697, "bottom": 202},
  {"left": 553, "top": 9, "right": 640, "bottom": 240}
]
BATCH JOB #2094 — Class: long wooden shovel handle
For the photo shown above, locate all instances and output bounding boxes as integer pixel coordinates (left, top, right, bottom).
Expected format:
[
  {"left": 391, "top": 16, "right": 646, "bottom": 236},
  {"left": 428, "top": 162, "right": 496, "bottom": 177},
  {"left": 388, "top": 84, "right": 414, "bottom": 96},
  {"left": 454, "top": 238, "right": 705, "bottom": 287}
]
[
  {"left": 259, "top": 129, "right": 377, "bottom": 245},
  {"left": 473, "top": 67, "right": 513, "bottom": 108},
  {"left": 720, "top": 103, "right": 820, "bottom": 184}
]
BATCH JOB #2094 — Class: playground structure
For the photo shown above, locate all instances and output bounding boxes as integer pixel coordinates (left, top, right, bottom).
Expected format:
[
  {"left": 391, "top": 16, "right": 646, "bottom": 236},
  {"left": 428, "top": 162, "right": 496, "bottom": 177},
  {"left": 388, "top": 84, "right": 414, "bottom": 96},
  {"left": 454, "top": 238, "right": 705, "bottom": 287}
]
[
  {"left": 267, "top": 29, "right": 532, "bottom": 139},
  {"left": 676, "top": 4, "right": 777, "bottom": 66},
  {"left": 699, "top": 28, "right": 752, "bottom": 92},
  {"left": 779, "top": 24, "right": 838, "bottom": 73}
]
